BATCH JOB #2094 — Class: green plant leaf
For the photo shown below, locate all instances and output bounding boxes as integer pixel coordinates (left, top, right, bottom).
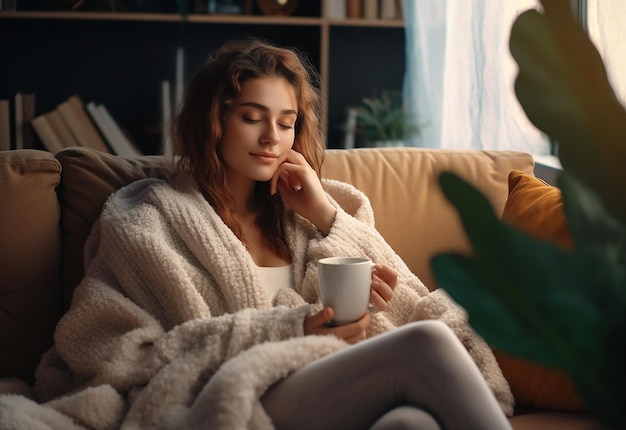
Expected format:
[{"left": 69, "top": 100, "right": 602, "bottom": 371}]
[
  {"left": 558, "top": 172, "right": 626, "bottom": 265},
  {"left": 432, "top": 171, "right": 626, "bottom": 427},
  {"left": 353, "top": 90, "right": 417, "bottom": 142},
  {"left": 510, "top": 1, "right": 626, "bottom": 224},
  {"left": 433, "top": 173, "right": 603, "bottom": 368}
]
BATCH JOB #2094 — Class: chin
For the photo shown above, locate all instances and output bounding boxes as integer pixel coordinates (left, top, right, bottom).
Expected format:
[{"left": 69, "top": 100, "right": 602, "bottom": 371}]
[{"left": 251, "top": 171, "right": 276, "bottom": 183}]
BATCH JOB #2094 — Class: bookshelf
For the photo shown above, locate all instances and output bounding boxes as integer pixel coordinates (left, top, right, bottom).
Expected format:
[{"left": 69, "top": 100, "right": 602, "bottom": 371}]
[{"left": 0, "top": 3, "right": 405, "bottom": 152}]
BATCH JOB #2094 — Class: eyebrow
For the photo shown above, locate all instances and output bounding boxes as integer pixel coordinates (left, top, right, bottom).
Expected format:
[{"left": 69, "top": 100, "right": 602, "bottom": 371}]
[{"left": 239, "top": 101, "right": 297, "bottom": 116}]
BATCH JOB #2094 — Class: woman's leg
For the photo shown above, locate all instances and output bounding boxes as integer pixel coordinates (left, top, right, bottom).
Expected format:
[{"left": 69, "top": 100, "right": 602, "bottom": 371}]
[
  {"left": 370, "top": 406, "right": 441, "bottom": 430},
  {"left": 261, "top": 320, "right": 512, "bottom": 430}
]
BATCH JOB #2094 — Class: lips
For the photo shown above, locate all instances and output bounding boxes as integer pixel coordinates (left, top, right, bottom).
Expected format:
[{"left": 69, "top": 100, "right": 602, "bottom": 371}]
[{"left": 250, "top": 152, "right": 279, "bottom": 163}]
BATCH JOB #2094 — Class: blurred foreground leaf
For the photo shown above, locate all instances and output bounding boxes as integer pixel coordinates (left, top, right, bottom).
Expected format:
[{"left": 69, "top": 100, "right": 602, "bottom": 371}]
[
  {"left": 433, "top": 172, "right": 626, "bottom": 429},
  {"left": 510, "top": 0, "right": 626, "bottom": 224}
]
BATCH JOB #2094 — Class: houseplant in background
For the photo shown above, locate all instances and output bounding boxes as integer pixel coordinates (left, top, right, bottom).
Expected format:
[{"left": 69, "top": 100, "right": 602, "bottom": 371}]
[
  {"left": 352, "top": 90, "right": 419, "bottom": 147},
  {"left": 431, "top": 0, "right": 626, "bottom": 429}
]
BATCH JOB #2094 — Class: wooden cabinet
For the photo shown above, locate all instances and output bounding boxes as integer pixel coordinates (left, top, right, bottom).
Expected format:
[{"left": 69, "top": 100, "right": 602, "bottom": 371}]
[{"left": 0, "top": 4, "right": 404, "bottom": 152}]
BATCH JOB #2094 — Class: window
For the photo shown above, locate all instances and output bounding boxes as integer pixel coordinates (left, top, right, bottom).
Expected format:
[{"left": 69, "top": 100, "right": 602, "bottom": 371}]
[{"left": 580, "top": 0, "right": 626, "bottom": 105}]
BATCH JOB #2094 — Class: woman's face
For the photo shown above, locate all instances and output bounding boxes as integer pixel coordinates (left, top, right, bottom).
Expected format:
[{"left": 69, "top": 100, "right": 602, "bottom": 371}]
[{"left": 220, "top": 76, "right": 298, "bottom": 186}]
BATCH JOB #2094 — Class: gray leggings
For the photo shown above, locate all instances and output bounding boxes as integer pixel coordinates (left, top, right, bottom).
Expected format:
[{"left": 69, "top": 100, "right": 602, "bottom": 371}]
[{"left": 261, "top": 320, "right": 512, "bottom": 430}]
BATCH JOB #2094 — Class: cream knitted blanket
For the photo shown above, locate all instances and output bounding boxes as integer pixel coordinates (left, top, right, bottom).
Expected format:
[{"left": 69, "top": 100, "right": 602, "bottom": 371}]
[{"left": 0, "top": 173, "right": 513, "bottom": 429}]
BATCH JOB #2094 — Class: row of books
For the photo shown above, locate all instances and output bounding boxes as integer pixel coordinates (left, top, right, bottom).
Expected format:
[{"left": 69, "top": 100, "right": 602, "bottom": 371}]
[
  {"left": 1, "top": 44, "right": 184, "bottom": 157},
  {"left": 325, "top": 0, "right": 403, "bottom": 20},
  {"left": 0, "top": 92, "right": 143, "bottom": 157}
]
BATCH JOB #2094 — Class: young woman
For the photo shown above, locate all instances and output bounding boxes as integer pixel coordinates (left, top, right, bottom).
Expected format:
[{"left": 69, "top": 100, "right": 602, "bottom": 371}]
[{"left": 7, "top": 39, "right": 514, "bottom": 429}]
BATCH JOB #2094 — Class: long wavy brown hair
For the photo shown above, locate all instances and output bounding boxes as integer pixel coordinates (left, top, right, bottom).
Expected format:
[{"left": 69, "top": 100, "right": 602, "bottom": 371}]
[{"left": 171, "top": 38, "right": 326, "bottom": 259}]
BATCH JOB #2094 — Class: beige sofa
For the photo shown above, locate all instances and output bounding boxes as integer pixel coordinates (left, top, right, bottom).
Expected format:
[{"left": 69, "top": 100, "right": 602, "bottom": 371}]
[{"left": 0, "top": 146, "right": 599, "bottom": 429}]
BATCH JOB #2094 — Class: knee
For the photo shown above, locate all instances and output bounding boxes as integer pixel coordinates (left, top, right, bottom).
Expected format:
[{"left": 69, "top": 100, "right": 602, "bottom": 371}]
[
  {"left": 402, "top": 320, "right": 456, "bottom": 342},
  {"left": 371, "top": 406, "right": 441, "bottom": 430},
  {"left": 399, "top": 320, "right": 457, "bottom": 346}
]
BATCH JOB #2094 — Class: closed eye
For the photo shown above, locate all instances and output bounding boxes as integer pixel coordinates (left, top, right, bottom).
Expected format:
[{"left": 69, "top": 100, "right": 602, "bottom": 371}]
[{"left": 243, "top": 116, "right": 261, "bottom": 124}]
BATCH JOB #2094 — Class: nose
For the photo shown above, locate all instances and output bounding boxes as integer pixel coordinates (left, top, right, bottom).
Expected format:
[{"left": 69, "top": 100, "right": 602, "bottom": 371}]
[{"left": 261, "top": 121, "right": 280, "bottom": 145}]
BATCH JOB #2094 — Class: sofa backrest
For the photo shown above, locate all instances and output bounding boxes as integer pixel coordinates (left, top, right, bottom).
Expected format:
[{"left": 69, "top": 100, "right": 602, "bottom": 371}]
[
  {"left": 55, "top": 148, "right": 167, "bottom": 312},
  {"left": 324, "top": 147, "right": 534, "bottom": 290}
]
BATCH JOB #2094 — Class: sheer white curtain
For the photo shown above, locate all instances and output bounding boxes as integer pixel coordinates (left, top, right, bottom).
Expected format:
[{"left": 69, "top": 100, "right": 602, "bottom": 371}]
[
  {"left": 402, "top": 0, "right": 550, "bottom": 154},
  {"left": 587, "top": 0, "right": 626, "bottom": 106}
]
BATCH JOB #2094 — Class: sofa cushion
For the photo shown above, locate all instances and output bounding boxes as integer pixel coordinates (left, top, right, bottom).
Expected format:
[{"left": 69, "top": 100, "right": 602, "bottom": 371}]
[
  {"left": 55, "top": 147, "right": 168, "bottom": 311},
  {"left": 495, "top": 169, "right": 586, "bottom": 412},
  {"left": 0, "top": 150, "right": 62, "bottom": 383},
  {"left": 323, "top": 148, "right": 535, "bottom": 290}
]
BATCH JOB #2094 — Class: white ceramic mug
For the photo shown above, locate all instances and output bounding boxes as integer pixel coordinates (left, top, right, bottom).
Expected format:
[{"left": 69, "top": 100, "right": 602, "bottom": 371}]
[{"left": 317, "top": 256, "right": 375, "bottom": 325}]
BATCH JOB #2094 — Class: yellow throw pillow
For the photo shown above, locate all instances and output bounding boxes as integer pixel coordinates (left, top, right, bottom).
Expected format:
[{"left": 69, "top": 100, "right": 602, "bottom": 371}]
[{"left": 495, "top": 169, "right": 586, "bottom": 412}]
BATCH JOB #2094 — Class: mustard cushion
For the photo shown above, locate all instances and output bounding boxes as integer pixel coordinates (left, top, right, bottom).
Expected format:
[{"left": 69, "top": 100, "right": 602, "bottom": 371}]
[{"left": 495, "top": 169, "right": 586, "bottom": 412}]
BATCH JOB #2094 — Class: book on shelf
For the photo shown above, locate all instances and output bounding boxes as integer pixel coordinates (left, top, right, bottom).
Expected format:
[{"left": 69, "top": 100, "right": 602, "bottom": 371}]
[
  {"left": 86, "top": 101, "right": 142, "bottom": 157},
  {"left": 324, "top": 0, "right": 346, "bottom": 19},
  {"left": 14, "top": 92, "right": 23, "bottom": 149},
  {"left": 363, "top": 0, "right": 378, "bottom": 20},
  {"left": 175, "top": 46, "right": 185, "bottom": 112},
  {"left": 57, "top": 95, "right": 111, "bottom": 153},
  {"left": 31, "top": 115, "right": 65, "bottom": 154},
  {"left": 21, "top": 92, "right": 36, "bottom": 149},
  {"left": 47, "top": 109, "right": 80, "bottom": 148},
  {"left": 380, "top": 0, "right": 400, "bottom": 20},
  {"left": 394, "top": 0, "right": 403, "bottom": 20},
  {"left": 0, "top": 99, "right": 10, "bottom": 151},
  {"left": 1, "top": 0, "right": 17, "bottom": 10},
  {"left": 13, "top": 92, "right": 37, "bottom": 149},
  {"left": 5, "top": 91, "right": 41, "bottom": 151},
  {"left": 346, "top": 0, "right": 362, "bottom": 18},
  {"left": 343, "top": 107, "right": 359, "bottom": 149},
  {"left": 31, "top": 108, "right": 80, "bottom": 154},
  {"left": 160, "top": 80, "right": 173, "bottom": 156}
]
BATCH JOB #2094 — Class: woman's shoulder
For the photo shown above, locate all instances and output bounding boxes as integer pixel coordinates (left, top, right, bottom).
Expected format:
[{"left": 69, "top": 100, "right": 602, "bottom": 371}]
[
  {"left": 108, "top": 170, "right": 199, "bottom": 208},
  {"left": 322, "top": 178, "right": 371, "bottom": 206},
  {"left": 321, "top": 178, "right": 375, "bottom": 225},
  {"left": 107, "top": 177, "right": 169, "bottom": 208}
]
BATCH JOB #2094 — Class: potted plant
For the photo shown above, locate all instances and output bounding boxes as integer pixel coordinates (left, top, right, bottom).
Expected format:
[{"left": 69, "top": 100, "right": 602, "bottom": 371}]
[{"left": 351, "top": 90, "right": 418, "bottom": 147}]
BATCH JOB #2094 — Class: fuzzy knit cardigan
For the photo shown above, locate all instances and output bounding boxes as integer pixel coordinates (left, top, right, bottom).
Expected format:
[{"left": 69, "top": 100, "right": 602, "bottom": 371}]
[{"left": 0, "top": 172, "right": 513, "bottom": 429}]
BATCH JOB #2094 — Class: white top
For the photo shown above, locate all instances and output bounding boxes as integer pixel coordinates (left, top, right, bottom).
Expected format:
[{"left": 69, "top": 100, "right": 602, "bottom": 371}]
[{"left": 257, "top": 264, "right": 294, "bottom": 301}]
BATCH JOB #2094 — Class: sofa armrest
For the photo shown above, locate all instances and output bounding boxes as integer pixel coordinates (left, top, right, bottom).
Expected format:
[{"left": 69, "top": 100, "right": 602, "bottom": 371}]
[{"left": 0, "top": 150, "right": 62, "bottom": 383}]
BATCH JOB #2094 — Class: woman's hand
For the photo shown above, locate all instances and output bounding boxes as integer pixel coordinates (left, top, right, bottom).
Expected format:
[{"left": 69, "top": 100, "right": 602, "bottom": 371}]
[
  {"left": 304, "top": 307, "right": 370, "bottom": 345},
  {"left": 270, "top": 149, "right": 337, "bottom": 235},
  {"left": 370, "top": 264, "right": 398, "bottom": 312}
]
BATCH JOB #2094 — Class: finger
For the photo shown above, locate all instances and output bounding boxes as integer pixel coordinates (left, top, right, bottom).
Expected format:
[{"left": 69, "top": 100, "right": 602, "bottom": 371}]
[
  {"left": 285, "top": 148, "right": 308, "bottom": 165},
  {"left": 317, "top": 307, "right": 333, "bottom": 325},
  {"left": 270, "top": 164, "right": 288, "bottom": 195},
  {"left": 271, "top": 164, "right": 303, "bottom": 196},
  {"left": 309, "top": 307, "right": 333, "bottom": 329},
  {"left": 282, "top": 170, "right": 302, "bottom": 191},
  {"left": 344, "top": 314, "right": 370, "bottom": 343},
  {"left": 372, "top": 275, "right": 394, "bottom": 302},
  {"left": 374, "top": 264, "right": 398, "bottom": 290},
  {"left": 344, "top": 331, "right": 367, "bottom": 345},
  {"left": 330, "top": 319, "right": 367, "bottom": 343},
  {"left": 369, "top": 290, "right": 388, "bottom": 311}
]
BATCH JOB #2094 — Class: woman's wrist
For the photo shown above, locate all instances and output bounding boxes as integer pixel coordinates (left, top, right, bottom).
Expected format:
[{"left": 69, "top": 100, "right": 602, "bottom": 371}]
[{"left": 313, "top": 205, "right": 337, "bottom": 236}]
